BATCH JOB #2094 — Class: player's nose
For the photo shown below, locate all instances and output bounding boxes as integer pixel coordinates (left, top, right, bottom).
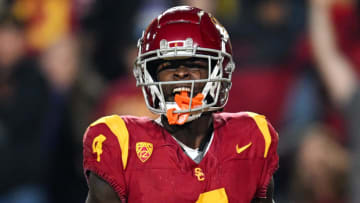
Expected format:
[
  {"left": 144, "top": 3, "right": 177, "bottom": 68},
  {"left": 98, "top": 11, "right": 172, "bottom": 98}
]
[{"left": 173, "top": 66, "right": 190, "bottom": 80}]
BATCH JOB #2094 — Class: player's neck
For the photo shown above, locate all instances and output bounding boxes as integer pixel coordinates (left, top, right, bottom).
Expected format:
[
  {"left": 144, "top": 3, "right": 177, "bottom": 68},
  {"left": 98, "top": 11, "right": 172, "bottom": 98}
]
[{"left": 161, "top": 113, "right": 213, "bottom": 149}]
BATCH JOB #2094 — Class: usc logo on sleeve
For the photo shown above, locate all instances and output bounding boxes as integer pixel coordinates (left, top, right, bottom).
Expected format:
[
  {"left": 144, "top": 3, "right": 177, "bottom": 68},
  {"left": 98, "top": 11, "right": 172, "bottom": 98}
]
[
  {"left": 92, "top": 134, "right": 106, "bottom": 162},
  {"left": 89, "top": 115, "right": 130, "bottom": 169}
]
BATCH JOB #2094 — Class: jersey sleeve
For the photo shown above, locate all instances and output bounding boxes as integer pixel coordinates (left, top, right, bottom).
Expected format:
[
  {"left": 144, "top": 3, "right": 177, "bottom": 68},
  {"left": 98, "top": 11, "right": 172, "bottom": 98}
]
[
  {"left": 256, "top": 120, "right": 279, "bottom": 198},
  {"left": 247, "top": 112, "right": 279, "bottom": 198},
  {"left": 83, "top": 115, "right": 129, "bottom": 199}
]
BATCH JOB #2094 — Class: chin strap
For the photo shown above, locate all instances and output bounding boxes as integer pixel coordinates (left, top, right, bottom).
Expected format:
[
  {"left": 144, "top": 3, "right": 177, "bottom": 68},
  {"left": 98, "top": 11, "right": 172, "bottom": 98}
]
[{"left": 166, "top": 91, "right": 204, "bottom": 125}]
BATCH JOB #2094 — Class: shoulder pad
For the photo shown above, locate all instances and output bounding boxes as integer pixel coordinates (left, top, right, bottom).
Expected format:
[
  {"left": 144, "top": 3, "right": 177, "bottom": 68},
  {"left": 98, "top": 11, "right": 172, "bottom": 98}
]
[
  {"left": 89, "top": 115, "right": 129, "bottom": 169},
  {"left": 247, "top": 112, "right": 276, "bottom": 158}
]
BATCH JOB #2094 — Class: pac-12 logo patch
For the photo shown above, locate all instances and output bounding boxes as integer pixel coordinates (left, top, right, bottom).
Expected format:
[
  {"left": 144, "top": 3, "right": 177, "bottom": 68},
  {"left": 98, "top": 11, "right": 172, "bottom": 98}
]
[{"left": 136, "top": 142, "right": 153, "bottom": 163}]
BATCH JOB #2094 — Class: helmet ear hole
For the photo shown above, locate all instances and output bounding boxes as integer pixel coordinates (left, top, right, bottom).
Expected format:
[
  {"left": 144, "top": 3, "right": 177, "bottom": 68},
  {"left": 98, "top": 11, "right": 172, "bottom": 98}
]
[
  {"left": 218, "top": 81, "right": 231, "bottom": 106},
  {"left": 224, "top": 62, "right": 235, "bottom": 74}
]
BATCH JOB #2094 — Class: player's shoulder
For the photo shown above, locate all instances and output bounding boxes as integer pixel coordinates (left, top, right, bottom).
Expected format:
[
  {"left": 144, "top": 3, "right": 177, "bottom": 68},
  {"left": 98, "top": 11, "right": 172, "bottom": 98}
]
[
  {"left": 214, "top": 111, "right": 255, "bottom": 121},
  {"left": 215, "top": 111, "right": 278, "bottom": 158},
  {"left": 90, "top": 114, "right": 154, "bottom": 126},
  {"left": 83, "top": 115, "right": 155, "bottom": 142},
  {"left": 214, "top": 111, "right": 272, "bottom": 128},
  {"left": 87, "top": 114, "right": 154, "bottom": 130},
  {"left": 222, "top": 111, "right": 278, "bottom": 138},
  {"left": 83, "top": 115, "right": 157, "bottom": 168}
]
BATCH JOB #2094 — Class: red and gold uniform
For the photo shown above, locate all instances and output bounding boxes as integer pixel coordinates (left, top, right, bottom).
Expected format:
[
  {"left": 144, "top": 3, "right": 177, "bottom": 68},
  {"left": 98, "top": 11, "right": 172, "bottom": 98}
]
[{"left": 83, "top": 112, "right": 279, "bottom": 203}]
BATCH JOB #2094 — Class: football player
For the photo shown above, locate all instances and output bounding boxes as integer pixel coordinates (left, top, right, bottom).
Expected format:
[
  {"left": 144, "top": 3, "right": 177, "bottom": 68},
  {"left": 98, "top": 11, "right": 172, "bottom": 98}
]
[{"left": 83, "top": 6, "right": 279, "bottom": 203}]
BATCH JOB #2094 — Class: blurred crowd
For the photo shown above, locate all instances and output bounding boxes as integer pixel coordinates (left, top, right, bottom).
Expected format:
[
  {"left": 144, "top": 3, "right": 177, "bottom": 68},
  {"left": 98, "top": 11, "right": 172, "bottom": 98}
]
[{"left": 0, "top": 0, "right": 359, "bottom": 202}]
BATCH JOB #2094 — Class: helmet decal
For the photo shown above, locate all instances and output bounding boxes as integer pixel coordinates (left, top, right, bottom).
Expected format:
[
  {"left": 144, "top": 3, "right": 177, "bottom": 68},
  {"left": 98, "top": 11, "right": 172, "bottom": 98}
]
[{"left": 209, "top": 15, "right": 229, "bottom": 42}]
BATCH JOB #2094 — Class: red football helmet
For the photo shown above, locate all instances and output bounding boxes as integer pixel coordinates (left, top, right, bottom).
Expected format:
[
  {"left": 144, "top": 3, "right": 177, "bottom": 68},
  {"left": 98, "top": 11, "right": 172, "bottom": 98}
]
[{"left": 134, "top": 6, "right": 235, "bottom": 118}]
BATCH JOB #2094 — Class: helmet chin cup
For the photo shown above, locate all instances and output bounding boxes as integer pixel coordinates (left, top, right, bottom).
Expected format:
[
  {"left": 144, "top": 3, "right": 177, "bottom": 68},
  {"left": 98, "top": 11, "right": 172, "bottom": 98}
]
[{"left": 134, "top": 6, "right": 235, "bottom": 117}]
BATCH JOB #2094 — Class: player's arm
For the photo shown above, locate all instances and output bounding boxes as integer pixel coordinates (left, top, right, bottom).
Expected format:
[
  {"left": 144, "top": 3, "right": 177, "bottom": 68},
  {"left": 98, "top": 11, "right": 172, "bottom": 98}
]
[
  {"left": 251, "top": 177, "right": 275, "bottom": 203},
  {"left": 83, "top": 116, "right": 129, "bottom": 203},
  {"left": 86, "top": 172, "right": 125, "bottom": 203}
]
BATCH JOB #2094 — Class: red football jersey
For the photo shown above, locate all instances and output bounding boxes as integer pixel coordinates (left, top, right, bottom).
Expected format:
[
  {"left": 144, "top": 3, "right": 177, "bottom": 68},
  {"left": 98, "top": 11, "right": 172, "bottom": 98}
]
[{"left": 83, "top": 112, "right": 279, "bottom": 203}]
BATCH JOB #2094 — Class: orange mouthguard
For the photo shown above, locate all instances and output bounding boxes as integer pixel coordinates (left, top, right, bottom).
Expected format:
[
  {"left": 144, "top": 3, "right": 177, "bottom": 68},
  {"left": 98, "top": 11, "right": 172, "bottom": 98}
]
[{"left": 166, "top": 91, "right": 204, "bottom": 125}]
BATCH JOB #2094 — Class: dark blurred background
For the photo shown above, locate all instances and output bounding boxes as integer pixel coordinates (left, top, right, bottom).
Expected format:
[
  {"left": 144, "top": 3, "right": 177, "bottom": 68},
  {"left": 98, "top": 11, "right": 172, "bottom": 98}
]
[{"left": 0, "top": 0, "right": 359, "bottom": 202}]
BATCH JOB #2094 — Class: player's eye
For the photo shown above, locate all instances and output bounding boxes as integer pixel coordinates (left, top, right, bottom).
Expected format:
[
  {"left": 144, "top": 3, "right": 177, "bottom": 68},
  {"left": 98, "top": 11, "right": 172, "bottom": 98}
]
[
  {"left": 187, "top": 63, "right": 207, "bottom": 70},
  {"left": 184, "top": 60, "right": 208, "bottom": 71},
  {"left": 156, "top": 62, "right": 176, "bottom": 74}
]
